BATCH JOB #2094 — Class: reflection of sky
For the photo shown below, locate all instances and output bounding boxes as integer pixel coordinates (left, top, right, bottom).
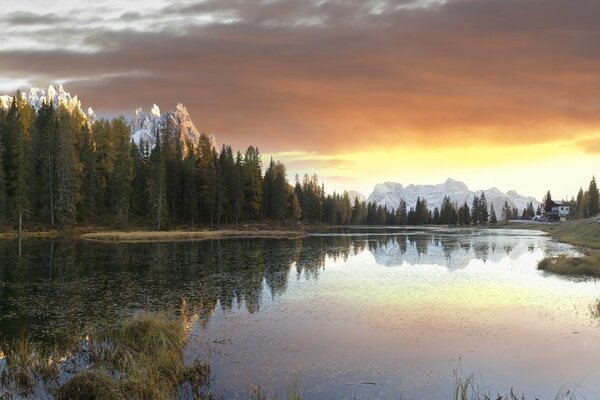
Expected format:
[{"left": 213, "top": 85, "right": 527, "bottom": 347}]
[{"left": 191, "top": 230, "right": 600, "bottom": 400}]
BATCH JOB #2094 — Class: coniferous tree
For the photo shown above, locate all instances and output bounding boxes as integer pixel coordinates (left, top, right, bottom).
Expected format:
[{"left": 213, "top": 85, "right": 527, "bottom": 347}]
[
  {"left": 489, "top": 203, "right": 497, "bottom": 224},
  {"left": 575, "top": 187, "right": 584, "bottom": 219},
  {"left": 398, "top": 199, "right": 407, "bottom": 225},
  {"left": 479, "top": 193, "right": 489, "bottom": 223},
  {"left": 471, "top": 195, "right": 480, "bottom": 224},
  {"left": 0, "top": 108, "right": 6, "bottom": 223},
  {"left": 500, "top": 201, "right": 511, "bottom": 224},
  {"left": 54, "top": 106, "right": 81, "bottom": 226},
  {"left": 131, "top": 139, "right": 150, "bottom": 217},
  {"left": 9, "top": 104, "right": 30, "bottom": 233},
  {"left": 80, "top": 124, "right": 97, "bottom": 218},
  {"left": 198, "top": 134, "right": 217, "bottom": 227},
  {"left": 242, "top": 146, "right": 263, "bottom": 220},
  {"left": 232, "top": 151, "right": 244, "bottom": 225},
  {"left": 542, "top": 190, "right": 553, "bottom": 213},
  {"left": 587, "top": 176, "right": 599, "bottom": 217},
  {"left": 148, "top": 128, "right": 168, "bottom": 230},
  {"left": 288, "top": 191, "right": 302, "bottom": 221},
  {"left": 32, "top": 101, "right": 58, "bottom": 224},
  {"left": 109, "top": 117, "right": 133, "bottom": 228}
]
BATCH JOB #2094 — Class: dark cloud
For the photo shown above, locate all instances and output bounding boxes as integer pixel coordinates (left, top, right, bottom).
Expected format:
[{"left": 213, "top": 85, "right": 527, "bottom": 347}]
[
  {"left": 1, "top": 0, "right": 599, "bottom": 153},
  {"left": 2, "top": 11, "right": 68, "bottom": 26}
]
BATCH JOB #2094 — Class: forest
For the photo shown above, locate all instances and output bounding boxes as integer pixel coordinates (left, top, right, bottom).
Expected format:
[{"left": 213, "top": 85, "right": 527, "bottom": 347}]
[{"left": 0, "top": 94, "right": 596, "bottom": 232}]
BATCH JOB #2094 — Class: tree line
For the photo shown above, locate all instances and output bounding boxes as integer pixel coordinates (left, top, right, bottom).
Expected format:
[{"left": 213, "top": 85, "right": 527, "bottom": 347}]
[{"left": 0, "top": 94, "right": 566, "bottom": 231}]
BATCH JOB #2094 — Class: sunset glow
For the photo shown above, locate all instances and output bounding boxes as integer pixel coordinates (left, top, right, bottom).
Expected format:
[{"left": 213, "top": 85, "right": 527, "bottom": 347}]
[{"left": 2, "top": 0, "right": 599, "bottom": 199}]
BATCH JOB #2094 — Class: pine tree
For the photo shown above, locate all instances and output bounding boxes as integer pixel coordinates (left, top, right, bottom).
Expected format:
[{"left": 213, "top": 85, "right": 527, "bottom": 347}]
[
  {"left": 500, "top": 201, "right": 511, "bottom": 224},
  {"left": 181, "top": 151, "right": 199, "bottom": 226},
  {"left": 148, "top": 128, "right": 168, "bottom": 230},
  {"left": 242, "top": 146, "right": 263, "bottom": 220},
  {"left": 479, "top": 193, "right": 489, "bottom": 223},
  {"left": 9, "top": 104, "right": 30, "bottom": 234},
  {"left": 93, "top": 119, "right": 115, "bottom": 212},
  {"left": 0, "top": 108, "right": 6, "bottom": 223},
  {"left": 288, "top": 192, "right": 302, "bottom": 220},
  {"left": 542, "top": 190, "right": 553, "bottom": 213},
  {"left": 398, "top": 199, "right": 407, "bottom": 225},
  {"left": 471, "top": 195, "right": 480, "bottom": 224},
  {"left": 32, "top": 101, "right": 58, "bottom": 225},
  {"left": 109, "top": 117, "right": 133, "bottom": 228},
  {"left": 198, "top": 134, "right": 217, "bottom": 227},
  {"left": 131, "top": 139, "right": 150, "bottom": 217},
  {"left": 587, "top": 176, "right": 599, "bottom": 217},
  {"left": 576, "top": 187, "right": 584, "bottom": 219},
  {"left": 54, "top": 106, "right": 81, "bottom": 226},
  {"left": 80, "top": 124, "right": 97, "bottom": 218}
]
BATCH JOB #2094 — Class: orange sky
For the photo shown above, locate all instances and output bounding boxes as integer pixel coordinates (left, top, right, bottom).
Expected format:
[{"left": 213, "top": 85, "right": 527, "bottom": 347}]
[{"left": 1, "top": 0, "right": 599, "bottom": 199}]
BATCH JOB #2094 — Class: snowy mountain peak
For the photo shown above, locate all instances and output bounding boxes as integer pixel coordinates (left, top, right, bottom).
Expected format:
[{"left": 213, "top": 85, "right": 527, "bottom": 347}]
[
  {"left": 1, "top": 84, "right": 85, "bottom": 119},
  {"left": 131, "top": 102, "right": 216, "bottom": 154},
  {"left": 1, "top": 85, "right": 216, "bottom": 155},
  {"left": 150, "top": 104, "right": 161, "bottom": 117},
  {"left": 367, "top": 179, "right": 539, "bottom": 213}
]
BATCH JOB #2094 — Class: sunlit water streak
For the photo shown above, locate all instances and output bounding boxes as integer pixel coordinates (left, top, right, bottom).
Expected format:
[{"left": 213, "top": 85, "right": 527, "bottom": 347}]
[{"left": 188, "top": 229, "right": 600, "bottom": 399}]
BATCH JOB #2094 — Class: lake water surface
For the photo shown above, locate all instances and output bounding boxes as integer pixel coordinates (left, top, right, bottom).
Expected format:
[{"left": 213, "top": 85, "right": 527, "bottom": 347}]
[{"left": 1, "top": 228, "right": 599, "bottom": 399}]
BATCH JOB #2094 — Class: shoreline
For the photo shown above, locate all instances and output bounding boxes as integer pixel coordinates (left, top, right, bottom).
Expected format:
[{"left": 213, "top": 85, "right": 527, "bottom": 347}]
[{"left": 80, "top": 229, "right": 308, "bottom": 243}]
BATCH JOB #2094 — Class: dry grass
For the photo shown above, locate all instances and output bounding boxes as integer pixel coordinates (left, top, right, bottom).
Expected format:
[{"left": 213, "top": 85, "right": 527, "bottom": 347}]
[
  {"left": 80, "top": 229, "right": 306, "bottom": 243},
  {"left": 1, "top": 314, "right": 212, "bottom": 399},
  {"left": 538, "top": 254, "right": 600, "bottom": 277},
  {"left": 0, "top": 230, "right": 60, "bottom": 240}
]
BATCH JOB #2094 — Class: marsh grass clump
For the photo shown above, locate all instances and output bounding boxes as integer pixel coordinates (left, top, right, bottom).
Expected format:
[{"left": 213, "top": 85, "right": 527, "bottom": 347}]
[
  {"left": 54, "top": 369, "right": 122, "bottom": 400},
  {"left": 538, "top": 253, "right": 600, "bottom": 277},
  {"left": 0, "top": 313, "right": 212, "bottom": 399},
  {"left": 0, "top": 337, "right": 60, "bottom": 396}
]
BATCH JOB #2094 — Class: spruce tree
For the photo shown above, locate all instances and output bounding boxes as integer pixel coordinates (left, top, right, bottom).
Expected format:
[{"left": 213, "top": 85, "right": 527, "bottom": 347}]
[
  {"left": 587, "top": 176, "right": 599, "bottom": 217},
  {"left": 500, "top": 201, "right": 511, "bottom": 224},
  {"left": 479, "top": 193, "right": 489, "bottom": 223},
  {"left": 198, "top": 134, "right": 217, "bottom": 227},
  {"left": 109, "top": 117, "right": 133, "bottom": 228},
  {"left": 148, "top": 128, "right": 168, "bottom": 230},
  {"left": 542, "top": 190, "right": 553, "bottom": 213},
  {"left": 80, "top": 124, "right": 97, "bottom": 218},
  {"left": 0, "top": 108, "right": 7, "bottom": 223},
  {"left": 9, "top": 105, "right": 30, "bottom": 234},
  {"left": 242, "top": 146, "right": 263, "bottom": 220},
  {"left": 54, "top": 106, "right": 81, "bottom": 226},
  {"left": 489, "top": 204, "right": 497, "bottom": 224},
  {"left": 576, "top": 187, "right": 584, "bottom": 219},
  {"left": 33, "top": 101, "right": 58, "bottom": 225}
]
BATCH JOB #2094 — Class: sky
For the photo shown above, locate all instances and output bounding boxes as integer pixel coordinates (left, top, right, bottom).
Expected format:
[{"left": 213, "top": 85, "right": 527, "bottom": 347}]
[{"left": 1, "top": 0, "right": 599, "bottom": 200}]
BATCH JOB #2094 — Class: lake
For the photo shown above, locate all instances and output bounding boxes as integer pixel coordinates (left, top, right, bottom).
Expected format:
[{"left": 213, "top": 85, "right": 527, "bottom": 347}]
[{"left": 1, "top": 228, "right": 599, "bottom": 399}]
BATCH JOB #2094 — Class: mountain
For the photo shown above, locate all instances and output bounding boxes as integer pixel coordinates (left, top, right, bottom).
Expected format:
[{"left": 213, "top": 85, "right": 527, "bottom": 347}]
[
  {"left": 367, "top": 178, "right": 539, "bottom": 213},
  {"left": 0, "top": 84, "right": 94, "bottom": 122},
  {"left": 132, "top": 103, "right": 216, "bottom": 154},
  {"left": 347, "top": 190, "right": 366, "bottom": 203},
  {"left": 0, "top": 84, "right": 215, "bottom": 153}
]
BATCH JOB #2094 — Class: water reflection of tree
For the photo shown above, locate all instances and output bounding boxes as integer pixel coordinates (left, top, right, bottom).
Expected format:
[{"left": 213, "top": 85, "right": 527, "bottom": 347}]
[{"left": 0, "top": 237, "right": 367, "bottom": 348}]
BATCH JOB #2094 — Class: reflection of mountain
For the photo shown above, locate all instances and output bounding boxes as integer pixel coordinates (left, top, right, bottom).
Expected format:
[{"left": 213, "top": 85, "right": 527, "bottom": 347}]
[{"left": 367, "top": 231, "right": 542, "bottom": 269}]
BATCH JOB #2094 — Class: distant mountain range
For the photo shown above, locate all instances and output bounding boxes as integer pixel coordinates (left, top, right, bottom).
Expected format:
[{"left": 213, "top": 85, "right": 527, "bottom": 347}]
[
  {"left": 367, "top": 178, "right": 539, "bottom": 213},
  {"left": 0, "top": 84, "right": 215, "bottom": 153}
]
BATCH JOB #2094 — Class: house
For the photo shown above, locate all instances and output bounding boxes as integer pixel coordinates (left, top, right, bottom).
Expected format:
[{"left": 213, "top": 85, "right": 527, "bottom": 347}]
[{"left": 544, "top": 200, "right": 571, "bottom": 222}]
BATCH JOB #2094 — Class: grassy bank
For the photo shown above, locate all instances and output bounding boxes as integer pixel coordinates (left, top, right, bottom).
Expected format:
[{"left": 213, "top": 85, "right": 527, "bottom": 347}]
[
  {"left": 532, "top": 217, "right": 600, "bottom": 277},
  {"left": 80, "top": 229, "right": 307, "bottom": 243}
]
